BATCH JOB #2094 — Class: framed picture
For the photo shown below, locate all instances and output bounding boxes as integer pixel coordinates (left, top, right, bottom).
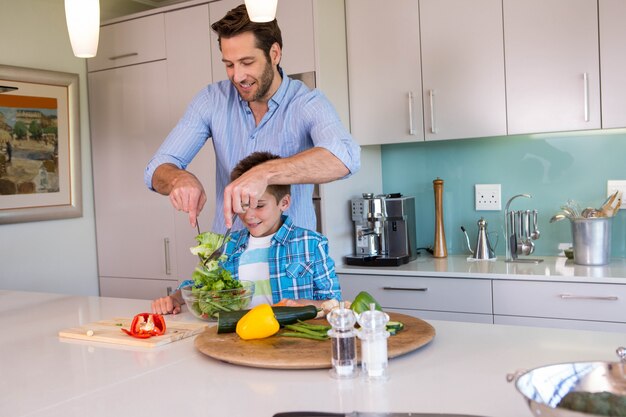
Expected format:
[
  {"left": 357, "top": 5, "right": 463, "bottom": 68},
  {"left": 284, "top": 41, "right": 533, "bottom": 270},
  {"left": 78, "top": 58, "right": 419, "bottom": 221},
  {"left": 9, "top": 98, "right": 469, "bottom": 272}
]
[{"left": 0, "top": 65, "right": 82, "bottom": 224}]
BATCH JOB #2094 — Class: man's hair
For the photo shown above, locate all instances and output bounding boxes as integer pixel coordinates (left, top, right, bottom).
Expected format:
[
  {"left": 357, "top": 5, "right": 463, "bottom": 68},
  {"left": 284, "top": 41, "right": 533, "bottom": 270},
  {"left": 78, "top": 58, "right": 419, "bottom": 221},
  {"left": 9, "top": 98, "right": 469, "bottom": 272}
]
[
  {"left": 230, "top": 151, "right": 290, "bottom": 203},
  {"left": 211, "top": 4, "right": 283, "bottom": 66}
]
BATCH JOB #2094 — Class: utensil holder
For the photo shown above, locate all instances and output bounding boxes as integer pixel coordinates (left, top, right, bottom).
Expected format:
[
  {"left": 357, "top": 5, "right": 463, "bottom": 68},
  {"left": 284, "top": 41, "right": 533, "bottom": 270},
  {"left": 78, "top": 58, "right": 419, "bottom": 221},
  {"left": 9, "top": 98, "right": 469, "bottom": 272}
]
[
  {"left": 504, "top": 194, "right": 543, "bottom": 263},
  {"left": 570, "top": 217, "right": 612, "bottom": 266}
]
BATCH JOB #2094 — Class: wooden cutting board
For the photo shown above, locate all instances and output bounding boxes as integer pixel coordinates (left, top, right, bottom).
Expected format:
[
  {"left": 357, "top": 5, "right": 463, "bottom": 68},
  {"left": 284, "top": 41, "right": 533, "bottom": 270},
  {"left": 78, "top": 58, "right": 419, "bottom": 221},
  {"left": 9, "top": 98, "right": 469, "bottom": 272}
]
[
  {"left": 58, "top": 317, "right": 209, "bottom": 348},
  {"left": 194, "top": 312, "right": 435, "bottom": 369}
]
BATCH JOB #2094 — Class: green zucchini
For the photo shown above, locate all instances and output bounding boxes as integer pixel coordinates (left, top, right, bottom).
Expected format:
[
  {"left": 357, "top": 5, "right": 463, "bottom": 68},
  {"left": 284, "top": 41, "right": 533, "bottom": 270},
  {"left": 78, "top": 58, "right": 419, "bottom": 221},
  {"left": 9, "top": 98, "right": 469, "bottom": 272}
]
[
  {"left": 386, "top": 321, "right": 404, "bottom": 335},
  {"left": 217, "top": 305, "right": 318, "bottom": 334}
]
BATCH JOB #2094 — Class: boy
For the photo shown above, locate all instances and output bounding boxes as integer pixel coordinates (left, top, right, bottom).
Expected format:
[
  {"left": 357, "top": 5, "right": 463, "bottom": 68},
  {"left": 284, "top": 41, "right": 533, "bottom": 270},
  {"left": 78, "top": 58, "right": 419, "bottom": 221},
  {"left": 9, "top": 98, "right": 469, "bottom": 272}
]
[{"left": 151, "top": 151, "right": 341, "bottom": 315}]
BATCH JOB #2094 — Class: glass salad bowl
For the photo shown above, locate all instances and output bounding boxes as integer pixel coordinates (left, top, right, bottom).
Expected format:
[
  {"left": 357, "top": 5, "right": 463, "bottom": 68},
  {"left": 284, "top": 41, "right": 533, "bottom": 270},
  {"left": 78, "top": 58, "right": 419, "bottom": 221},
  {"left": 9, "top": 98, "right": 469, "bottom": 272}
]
[{"left": 181, "top": 280, "right": 255, "bottom": 321}]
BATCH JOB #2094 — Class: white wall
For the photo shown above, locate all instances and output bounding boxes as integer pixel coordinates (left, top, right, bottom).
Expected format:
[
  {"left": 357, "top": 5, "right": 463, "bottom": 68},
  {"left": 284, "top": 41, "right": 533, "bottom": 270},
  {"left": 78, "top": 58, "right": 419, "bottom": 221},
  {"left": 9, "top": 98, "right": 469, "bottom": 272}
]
[{"left": 0, "top": 0, "right": 99, "bottom": 295}]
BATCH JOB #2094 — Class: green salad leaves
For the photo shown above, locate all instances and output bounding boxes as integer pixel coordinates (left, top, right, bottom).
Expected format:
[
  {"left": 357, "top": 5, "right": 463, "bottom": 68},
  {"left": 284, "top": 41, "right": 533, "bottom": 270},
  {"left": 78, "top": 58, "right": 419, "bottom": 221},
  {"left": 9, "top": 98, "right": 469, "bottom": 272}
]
[{"left": 187, "top": 231, "right": 249, "bottom": 319}]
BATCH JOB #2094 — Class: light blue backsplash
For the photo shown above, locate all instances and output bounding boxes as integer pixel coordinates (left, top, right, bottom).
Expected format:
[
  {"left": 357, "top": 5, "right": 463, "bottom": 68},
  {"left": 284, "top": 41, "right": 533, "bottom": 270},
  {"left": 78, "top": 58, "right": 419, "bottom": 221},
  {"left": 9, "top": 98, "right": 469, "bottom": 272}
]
[{"left": 380, "top": 129, "right": 626, "bottom": 258}]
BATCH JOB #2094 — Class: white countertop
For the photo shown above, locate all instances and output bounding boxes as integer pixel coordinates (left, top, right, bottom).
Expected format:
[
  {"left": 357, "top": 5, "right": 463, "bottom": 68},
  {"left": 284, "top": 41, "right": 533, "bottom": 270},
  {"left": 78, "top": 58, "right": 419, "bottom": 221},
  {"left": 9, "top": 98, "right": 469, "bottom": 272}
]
[
  {"left": 337, "top": 254, "right": 626, "bottom": 284},
  {"left": 2, "top": 289, "right": 625, "bottom": 417}
]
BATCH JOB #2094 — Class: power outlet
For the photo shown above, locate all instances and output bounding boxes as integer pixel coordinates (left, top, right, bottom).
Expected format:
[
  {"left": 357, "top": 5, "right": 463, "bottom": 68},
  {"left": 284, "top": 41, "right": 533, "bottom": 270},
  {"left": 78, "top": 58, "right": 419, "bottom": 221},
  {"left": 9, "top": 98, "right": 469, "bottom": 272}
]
[
  {"left": 607, "top": 180, "right": 626, "bottom": 210},
  {"left": 475, "top": 184, "right": 502, "bottom": 211}
]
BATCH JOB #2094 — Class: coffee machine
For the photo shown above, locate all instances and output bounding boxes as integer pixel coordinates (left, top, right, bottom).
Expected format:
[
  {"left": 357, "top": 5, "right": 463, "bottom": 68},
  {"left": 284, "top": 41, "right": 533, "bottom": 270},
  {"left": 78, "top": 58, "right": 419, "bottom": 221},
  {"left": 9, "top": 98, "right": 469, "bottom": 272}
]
[{"left": 345, "top": 193, "right": 417, "bottom": 266}]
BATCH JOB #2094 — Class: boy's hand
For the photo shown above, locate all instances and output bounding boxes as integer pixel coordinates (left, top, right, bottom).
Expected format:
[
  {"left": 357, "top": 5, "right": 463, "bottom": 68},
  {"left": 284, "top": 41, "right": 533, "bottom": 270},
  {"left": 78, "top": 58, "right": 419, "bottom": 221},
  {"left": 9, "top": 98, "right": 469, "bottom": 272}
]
[{"left": 152, "top": 294, "right": 183, "bottom": 315}]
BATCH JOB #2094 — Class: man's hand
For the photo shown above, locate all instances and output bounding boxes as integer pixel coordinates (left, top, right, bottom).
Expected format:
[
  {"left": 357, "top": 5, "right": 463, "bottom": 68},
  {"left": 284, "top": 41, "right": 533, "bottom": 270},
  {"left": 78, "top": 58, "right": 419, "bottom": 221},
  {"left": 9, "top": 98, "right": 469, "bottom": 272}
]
[
  {"left": 223, "top": 164, "right": 269, "bottom": 228},
  {"left": 153, "top": 164, "right": 207, "bottom": 227}
]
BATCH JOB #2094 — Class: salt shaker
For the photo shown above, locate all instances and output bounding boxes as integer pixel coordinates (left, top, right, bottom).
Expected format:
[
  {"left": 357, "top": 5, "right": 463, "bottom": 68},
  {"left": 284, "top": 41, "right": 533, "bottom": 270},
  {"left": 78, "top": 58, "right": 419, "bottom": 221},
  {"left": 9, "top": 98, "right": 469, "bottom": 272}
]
[
  {"left": 327, "top": 301, "right": 357, "bottom": 379},
  {"left": 356, "top": 303, "right": 390, "bottom": 380}
]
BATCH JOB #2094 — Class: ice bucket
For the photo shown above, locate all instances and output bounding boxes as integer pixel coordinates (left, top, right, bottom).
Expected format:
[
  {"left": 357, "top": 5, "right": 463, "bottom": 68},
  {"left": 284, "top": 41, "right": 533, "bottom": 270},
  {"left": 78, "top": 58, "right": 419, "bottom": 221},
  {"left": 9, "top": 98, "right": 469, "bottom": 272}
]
[{"left": 570, "top": 217, "right": 612, "bottom": 266}]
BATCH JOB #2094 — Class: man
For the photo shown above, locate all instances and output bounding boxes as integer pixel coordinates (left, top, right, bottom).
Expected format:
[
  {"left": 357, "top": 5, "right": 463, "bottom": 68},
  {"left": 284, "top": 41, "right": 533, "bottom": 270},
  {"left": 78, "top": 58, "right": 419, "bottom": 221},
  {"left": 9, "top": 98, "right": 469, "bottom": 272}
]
[{"left": 144, "top": 4, "right": 360, "bottom": 232}]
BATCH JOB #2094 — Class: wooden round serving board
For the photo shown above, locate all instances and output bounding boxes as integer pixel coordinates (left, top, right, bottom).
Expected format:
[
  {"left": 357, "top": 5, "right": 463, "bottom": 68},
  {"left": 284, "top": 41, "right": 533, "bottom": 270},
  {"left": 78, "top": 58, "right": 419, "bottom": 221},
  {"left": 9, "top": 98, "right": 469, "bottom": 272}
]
[{"left": 194, "top": 312, "right": 435, "bottom": 369}]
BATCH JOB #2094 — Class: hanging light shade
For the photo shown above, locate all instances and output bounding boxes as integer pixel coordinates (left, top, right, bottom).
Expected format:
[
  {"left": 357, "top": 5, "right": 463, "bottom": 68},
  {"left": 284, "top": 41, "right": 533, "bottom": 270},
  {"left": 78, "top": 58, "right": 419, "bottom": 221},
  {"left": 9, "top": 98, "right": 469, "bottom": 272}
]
[
  {"left": 245, "top": 0, "right": 278, "bottom": 23},
  {"left": 65, "top": 0, "right": 100, "bottom": 58}
]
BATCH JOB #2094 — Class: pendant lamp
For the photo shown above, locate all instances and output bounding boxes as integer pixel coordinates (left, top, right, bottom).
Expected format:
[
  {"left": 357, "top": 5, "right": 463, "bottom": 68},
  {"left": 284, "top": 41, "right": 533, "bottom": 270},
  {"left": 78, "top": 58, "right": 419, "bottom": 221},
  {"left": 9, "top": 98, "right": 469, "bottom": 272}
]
[
  {"left": 245, "top": 0, "right": 278, "bottom": 22},
  {"left": 65, "top": 0, "right": 100, "bottom": 58}
]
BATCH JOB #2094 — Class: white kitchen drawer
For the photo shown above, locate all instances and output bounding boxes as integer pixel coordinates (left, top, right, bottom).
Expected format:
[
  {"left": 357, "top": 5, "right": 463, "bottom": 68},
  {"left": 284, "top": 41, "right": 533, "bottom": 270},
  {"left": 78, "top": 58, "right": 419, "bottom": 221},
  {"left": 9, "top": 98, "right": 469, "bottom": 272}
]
[
  {"left": 338, "top": 274, "right": 492, "bottom": 314},
  {"left": 388, "top": 307, "right": 493, "bottom": 324},
  {"left": 493, "top": 280, "right": 626, "bottom": 323},
  {"left": 494, "top": 315, "right": 626, "bottom": 333},
  {"left": 88, "top": 14, "right": 166, "bottom": 72},
  {"left": 100, "top": 276, "right": 179, "bottom": 300}
]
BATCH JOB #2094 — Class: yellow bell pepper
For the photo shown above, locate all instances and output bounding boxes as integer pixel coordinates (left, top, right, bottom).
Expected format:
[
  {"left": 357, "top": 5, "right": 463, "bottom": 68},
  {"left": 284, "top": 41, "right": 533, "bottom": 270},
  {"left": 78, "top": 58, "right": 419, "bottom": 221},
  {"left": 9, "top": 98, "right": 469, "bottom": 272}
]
[{"left": 235, "top": 304, "right": 280, "bottom": 340}]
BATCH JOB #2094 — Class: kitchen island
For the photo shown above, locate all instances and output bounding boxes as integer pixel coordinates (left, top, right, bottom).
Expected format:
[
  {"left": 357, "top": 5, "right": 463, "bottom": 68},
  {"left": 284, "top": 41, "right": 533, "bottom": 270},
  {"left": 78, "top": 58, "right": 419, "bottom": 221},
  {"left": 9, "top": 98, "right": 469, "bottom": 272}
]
[{"left": 2, "top": 289, "right": 624, "bottom": 417}]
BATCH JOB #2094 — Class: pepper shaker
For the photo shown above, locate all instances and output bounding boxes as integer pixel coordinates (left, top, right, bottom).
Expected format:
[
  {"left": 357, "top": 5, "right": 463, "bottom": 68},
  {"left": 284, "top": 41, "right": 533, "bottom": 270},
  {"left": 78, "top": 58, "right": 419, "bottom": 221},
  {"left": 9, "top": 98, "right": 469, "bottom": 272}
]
[{"left": 327, "top": 301, "right": 358, "bottom": 379}]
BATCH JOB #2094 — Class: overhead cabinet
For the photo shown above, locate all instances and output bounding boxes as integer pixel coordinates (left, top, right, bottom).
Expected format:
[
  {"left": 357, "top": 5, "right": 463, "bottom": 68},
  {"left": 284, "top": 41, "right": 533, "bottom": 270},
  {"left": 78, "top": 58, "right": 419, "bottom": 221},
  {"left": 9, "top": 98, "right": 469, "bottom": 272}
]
[
  {"left": 345, "top": 0, "right": 423, "bottom": 145},
  {"left": 503, "top": 0, "right": 601, "bottom": 135},
  {"left": 599, "top": 0, "right": 626, "bottom": 129},
  {"left": 345, "top": 0, "right": 615, "bottom": 144},
  {"left": 345, "top": 0, "right": 506, "bottom": 145},
  {"left": 420, "top": 0, "right": 506, "bottom": 141}
]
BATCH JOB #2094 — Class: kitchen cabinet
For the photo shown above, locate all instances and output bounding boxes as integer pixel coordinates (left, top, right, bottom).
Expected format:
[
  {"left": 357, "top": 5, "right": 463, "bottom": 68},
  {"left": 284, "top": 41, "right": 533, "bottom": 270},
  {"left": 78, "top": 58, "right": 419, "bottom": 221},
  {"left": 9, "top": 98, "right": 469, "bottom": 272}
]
[
  {"left": 503, "top": 0, "right": 601, "bottom": 135},
  {"left": 89, "top": 5, "right": 214, "bottom": 299},
  {"left": 89, "top": 61, "right": 176, "bottom": 282},
  {"left": 599, "top": 0, "right": 626, "bottom": 129},
  {"left": 209, "top": 0, "right": 315, "bottom": 82},
  {"left": 493, "top": 280, "right": 626, "bottom": 332},
  {"left": 164, "top": 5, "right": 216, "bottom": 286},
  {"left": 345, "top": 0, "right": 423, "bottom": 145},
  {"left": 420, "top": 0, "right": 506, "bottom": 141},
  {"left": 87, "top": 13, "right": 166, "bottom": 72},
  {"left": 339, "top": 274, "right": 493, "bottom": 324}
]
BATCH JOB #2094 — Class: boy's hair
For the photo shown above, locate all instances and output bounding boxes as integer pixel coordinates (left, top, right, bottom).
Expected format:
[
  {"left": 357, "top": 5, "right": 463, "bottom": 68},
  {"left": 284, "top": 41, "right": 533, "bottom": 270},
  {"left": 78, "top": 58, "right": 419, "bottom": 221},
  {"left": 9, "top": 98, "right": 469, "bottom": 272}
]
[
  {"left": 230, "top": 151, "right": 291, "bottom": 203},
  {"left": 211, "top": 4, "right": 283, "bottom": 67}
]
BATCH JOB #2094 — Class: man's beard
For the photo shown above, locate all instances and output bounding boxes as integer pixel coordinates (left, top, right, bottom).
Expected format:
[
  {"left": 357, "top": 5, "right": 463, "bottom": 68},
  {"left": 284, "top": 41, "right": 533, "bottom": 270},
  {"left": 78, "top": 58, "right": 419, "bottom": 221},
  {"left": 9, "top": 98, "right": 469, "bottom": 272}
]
[{"left": 242, "top": 60, "right": 274, "bottom": 102}]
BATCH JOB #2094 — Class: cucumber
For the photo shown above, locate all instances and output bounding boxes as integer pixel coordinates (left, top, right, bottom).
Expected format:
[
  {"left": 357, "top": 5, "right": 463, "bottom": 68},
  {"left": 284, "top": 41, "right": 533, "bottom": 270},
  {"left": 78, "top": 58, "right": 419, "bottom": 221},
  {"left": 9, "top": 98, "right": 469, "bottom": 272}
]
[
  {"left": 217, "top": 305, "right": 318, "bottom": 334},
  {"left": 386, "top": 321, "right": 404, "bottom": 335}
]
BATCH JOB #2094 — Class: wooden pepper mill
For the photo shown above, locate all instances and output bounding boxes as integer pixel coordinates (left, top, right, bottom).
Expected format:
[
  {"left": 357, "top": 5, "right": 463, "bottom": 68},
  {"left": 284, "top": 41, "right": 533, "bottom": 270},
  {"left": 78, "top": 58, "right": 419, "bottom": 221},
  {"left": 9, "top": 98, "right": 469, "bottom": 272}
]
[{"left": 433, "top": 178, "right": 447, "bottom": 258}]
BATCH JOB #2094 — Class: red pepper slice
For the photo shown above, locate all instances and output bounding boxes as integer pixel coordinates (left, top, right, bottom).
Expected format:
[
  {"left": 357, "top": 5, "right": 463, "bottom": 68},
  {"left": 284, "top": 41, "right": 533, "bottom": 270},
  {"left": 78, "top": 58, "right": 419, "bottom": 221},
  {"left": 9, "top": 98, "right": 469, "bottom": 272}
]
[{"left": 121, "top": 313, "right": 166, "bottom": 339}]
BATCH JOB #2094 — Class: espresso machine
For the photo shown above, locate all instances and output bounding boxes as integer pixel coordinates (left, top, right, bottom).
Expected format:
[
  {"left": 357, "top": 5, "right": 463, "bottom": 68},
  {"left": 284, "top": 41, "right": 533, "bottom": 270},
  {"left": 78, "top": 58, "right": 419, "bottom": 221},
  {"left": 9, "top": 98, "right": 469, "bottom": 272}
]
[{"left": 345, "top": 193, "right": 417, "bottom": 266}]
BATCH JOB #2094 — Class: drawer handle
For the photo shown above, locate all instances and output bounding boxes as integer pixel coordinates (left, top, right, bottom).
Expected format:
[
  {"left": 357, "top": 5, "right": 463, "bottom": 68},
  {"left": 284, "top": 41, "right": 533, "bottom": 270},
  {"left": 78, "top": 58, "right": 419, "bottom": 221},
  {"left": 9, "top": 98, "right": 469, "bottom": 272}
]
[
  {"left": 109, "top": 52, "right": 139, "bottom": 61},
  {"left": 164, "top": 237, "right": 171, "bottom": 276},
  {"left": 382, "top": 286, "right": 428, "bottom": 292},
  {"left": 559, "top": 293, "right": 618, "bottom": 301}
]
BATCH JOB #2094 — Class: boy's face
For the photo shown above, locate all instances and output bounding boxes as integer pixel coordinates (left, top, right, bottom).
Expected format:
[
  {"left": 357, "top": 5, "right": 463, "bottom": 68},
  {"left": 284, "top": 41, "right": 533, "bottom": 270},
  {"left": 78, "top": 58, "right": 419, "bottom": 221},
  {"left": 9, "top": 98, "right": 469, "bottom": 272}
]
[{"left": 239, "top": 191, "right": 290, "bottom": 237}]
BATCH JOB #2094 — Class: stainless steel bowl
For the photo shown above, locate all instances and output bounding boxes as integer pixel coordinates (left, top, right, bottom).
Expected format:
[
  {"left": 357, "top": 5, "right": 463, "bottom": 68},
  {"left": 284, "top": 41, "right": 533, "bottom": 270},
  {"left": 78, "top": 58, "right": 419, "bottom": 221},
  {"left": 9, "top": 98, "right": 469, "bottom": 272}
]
[{"left": 510, "top": 347, "right": 626, "bottom": 417}]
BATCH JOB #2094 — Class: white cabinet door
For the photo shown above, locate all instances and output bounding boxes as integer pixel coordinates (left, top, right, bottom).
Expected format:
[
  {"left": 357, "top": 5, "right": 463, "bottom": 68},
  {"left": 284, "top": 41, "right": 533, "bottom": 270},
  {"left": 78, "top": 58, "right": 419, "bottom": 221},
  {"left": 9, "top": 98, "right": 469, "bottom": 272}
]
[
  {"left": 210, "top": 0, "right": 315, "bottom": 82},
  {"left": 503, "top": 0, "right": 600, "bottom": 135},
  {"left": 88, "top": 14, "right": 166, "bottom": 72},
  {"left": 599, "top": 0, "right": 626, "bottom": 129},
  {"left": 345, "top": 0, "right": 423, "bottom": 145},
  {"left": 165, "top": 5, "right": 217, "bottom": 283},
  {"left": 89, "top": 61, "right": 177, "bottom": 281},
  {"left": 420, "top": 0, "right": 506, "bottom": 141}
]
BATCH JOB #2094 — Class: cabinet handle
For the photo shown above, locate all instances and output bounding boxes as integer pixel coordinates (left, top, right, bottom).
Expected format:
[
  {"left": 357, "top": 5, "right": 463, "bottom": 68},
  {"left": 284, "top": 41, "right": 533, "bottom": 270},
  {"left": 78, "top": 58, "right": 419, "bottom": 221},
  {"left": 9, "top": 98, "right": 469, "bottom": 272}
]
[
  {"left": 559, "top": 293, "right": 618, "bottom": 301},
  {"left": 383, "top": 286, "right": 428, "bottom": 292},
  {"left": 429, "top": 89, "right": 437, "bottom": 134},
  {"left": 408, "top": 91, "right": 416, "bottom": 135},
  {"left": 108, "top": 52, "right": 139, "bottom": 61},
  {"left": 583, "top": 72, "right": 589, "bottom": 122},
  {"left": 166, "top": 286, "right": 173, "bottom": 296},
  {"left": 164, "top": 237, "right": 171, "bottom": 276}
]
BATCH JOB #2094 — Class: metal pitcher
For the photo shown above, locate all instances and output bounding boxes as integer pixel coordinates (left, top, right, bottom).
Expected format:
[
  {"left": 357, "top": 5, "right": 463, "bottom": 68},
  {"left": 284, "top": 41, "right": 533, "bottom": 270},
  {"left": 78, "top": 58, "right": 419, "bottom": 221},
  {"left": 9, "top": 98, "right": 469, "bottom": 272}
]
[{"left": 461, "top": 217, "right": 497, "bottom": 260}]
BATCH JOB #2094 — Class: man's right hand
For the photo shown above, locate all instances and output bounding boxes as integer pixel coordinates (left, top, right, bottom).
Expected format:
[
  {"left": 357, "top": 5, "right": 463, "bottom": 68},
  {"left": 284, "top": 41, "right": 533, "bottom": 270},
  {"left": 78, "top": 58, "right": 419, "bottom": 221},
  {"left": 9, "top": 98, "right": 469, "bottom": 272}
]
[{"left": 153, "top": 164, "right": 207, "bottom": 227}]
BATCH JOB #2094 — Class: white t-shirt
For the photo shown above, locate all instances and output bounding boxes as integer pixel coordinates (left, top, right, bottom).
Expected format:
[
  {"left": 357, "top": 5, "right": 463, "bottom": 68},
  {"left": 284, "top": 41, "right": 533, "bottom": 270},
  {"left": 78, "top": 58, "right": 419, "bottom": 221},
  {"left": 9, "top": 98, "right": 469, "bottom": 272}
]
[{"left": 238, "top": 233, "right": 274, "bottom": 307}]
